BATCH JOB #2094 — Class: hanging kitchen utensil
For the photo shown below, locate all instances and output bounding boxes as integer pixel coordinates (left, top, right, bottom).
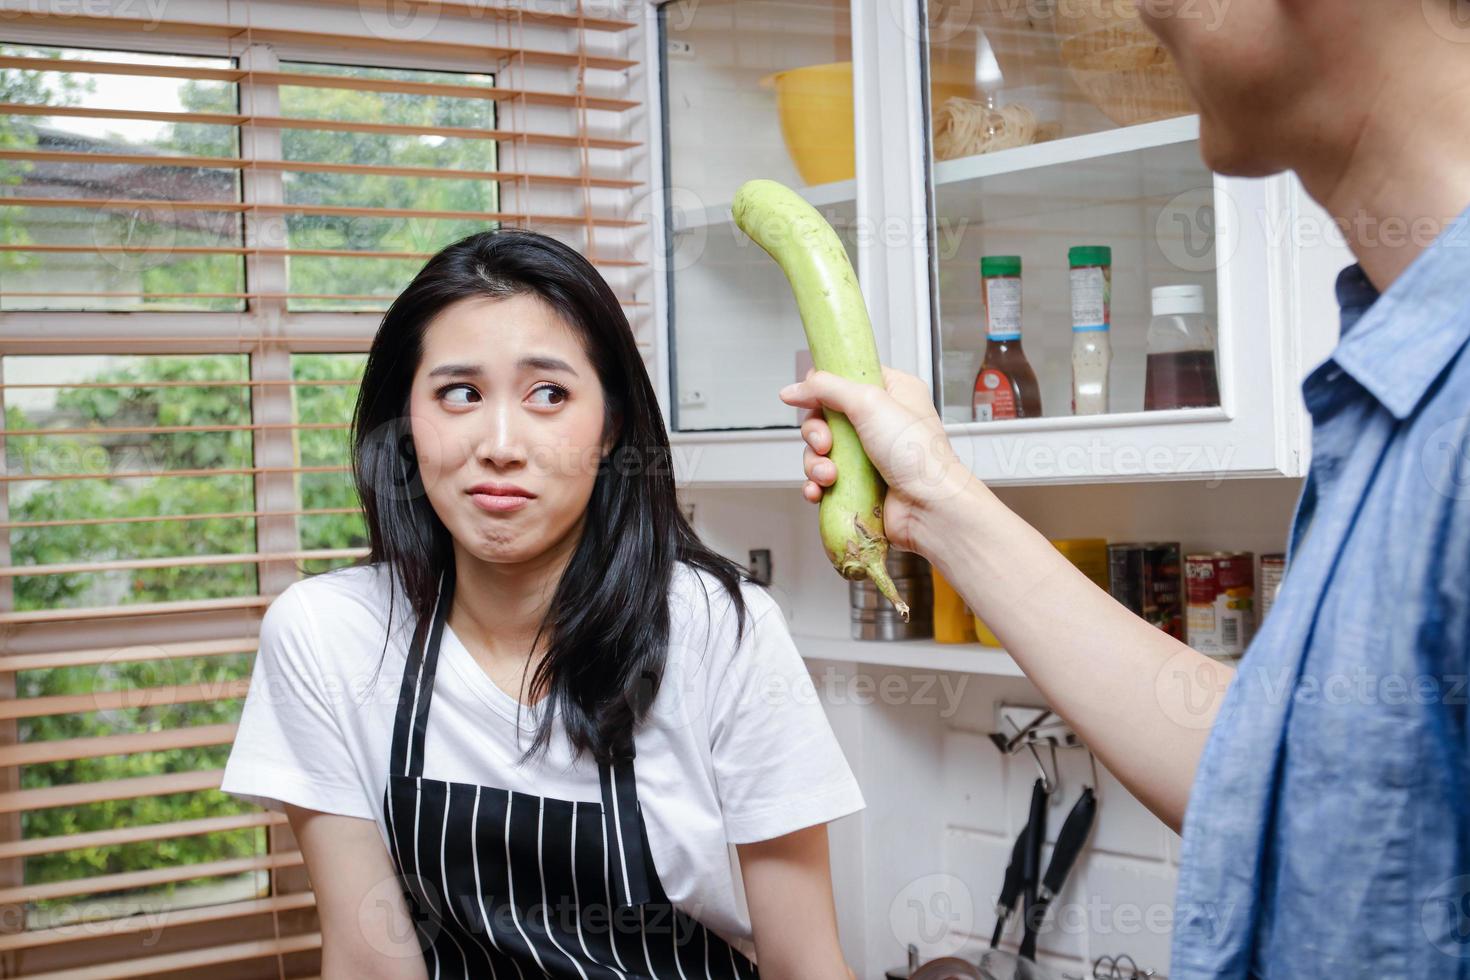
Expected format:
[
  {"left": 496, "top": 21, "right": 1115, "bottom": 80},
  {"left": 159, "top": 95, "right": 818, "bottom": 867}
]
[
  {"left": 1018, "top": 786, "right": 1098, "bottom": 961},
  {"left": 991, "top": 777, "right": 1048, "bottom": 947}
]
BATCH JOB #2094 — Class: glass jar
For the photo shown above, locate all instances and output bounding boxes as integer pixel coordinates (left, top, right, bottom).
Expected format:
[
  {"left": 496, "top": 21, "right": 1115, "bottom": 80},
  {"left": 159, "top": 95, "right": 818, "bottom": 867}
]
[{"left": 1144, "top": 285, "right": 1220, "bottom": 410}]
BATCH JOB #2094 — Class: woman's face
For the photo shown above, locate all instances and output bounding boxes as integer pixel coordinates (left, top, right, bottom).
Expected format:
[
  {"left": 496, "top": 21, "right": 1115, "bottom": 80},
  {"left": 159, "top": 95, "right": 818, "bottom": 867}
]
[{"left": 408, "top": 292, "right": 614, "bottom": 565}]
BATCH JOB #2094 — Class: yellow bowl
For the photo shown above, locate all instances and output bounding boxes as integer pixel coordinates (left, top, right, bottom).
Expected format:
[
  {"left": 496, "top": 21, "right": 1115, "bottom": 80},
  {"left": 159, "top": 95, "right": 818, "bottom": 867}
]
[{"left": 762, "top": 61, "right": 973, "bottom": 185}]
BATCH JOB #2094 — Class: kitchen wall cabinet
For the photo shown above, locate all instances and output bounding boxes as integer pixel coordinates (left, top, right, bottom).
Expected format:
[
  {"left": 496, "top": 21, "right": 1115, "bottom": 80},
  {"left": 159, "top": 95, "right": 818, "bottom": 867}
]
[{"left": 647, "top": 0, "right": 1351, "bottom": 488}]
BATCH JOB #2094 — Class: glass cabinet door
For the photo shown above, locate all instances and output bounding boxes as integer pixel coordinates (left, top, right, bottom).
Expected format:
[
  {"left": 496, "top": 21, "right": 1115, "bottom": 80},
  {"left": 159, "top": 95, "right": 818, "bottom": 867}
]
[
  {"left": 658, "top": 0, "right": 858, "bottom": 432},
  {"left": 921, "top": 0, "right": 1219, "bottom": 424}
]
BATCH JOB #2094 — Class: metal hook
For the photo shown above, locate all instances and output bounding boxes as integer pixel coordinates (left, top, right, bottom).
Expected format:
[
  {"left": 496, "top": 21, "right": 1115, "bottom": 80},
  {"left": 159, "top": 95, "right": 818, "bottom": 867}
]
[{"left": 1025, "top": 738, "right": 1056, "bottom": 795}]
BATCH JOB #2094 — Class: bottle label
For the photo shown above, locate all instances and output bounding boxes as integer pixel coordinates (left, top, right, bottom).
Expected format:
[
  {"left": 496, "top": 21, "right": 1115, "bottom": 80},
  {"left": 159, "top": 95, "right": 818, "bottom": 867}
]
[
  {"left": 984, "top": 277, "right": 1022, "bottom": 340},
  {"left": 1070, "top": 266, "right": 1110, "bottom": 332},
  {"left": 973, "top": 368, "right": 1018, "bottom": 421}
]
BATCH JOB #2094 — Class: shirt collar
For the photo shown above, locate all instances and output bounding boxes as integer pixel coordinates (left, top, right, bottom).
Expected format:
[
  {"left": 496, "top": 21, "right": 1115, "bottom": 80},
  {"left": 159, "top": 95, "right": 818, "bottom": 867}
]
[{"left": 1328, "top": 204, "right": 1470, "bottom": 420}]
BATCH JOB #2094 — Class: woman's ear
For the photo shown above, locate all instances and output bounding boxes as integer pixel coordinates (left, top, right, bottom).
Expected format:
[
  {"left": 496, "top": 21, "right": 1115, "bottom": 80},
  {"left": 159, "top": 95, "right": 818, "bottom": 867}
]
[{"left": 602, "top": 412, "right": 623, "bottom": 458}]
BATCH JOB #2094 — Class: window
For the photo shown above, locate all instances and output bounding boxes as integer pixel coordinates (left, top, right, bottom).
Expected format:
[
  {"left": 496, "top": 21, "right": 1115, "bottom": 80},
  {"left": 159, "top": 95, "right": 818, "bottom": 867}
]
[{"left": 0, "top": 3, "right": 644, "bottom": 974}]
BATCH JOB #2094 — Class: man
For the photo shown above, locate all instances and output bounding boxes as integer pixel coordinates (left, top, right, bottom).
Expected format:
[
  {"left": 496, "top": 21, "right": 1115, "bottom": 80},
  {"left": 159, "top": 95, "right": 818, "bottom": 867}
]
[{"left": 778, "top": 1, "right": 1470, "bottom": 976}]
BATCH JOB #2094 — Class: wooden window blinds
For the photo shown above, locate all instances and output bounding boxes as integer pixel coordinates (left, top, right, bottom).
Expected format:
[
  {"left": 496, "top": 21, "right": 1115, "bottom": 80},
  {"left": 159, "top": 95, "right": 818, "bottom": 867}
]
[{"left": 0, "top": 0, "right": 648, "bottom": 975}]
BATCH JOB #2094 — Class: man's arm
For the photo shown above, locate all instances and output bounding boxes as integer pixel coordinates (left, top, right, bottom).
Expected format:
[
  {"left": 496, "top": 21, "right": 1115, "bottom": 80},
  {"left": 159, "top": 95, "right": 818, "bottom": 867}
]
[{"left": 781, "top": 366, "right": 1236, "bottom": 832}]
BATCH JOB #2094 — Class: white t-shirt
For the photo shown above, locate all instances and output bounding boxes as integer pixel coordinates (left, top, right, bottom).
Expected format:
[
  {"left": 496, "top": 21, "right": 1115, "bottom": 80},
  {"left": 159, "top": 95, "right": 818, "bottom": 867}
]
[{"left": 220, "top": 560, "right": 865, "bottom": 957}]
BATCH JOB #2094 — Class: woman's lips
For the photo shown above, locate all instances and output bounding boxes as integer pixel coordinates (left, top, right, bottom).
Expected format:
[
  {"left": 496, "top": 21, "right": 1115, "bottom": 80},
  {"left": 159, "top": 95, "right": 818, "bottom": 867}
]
[{"left": 469, "top": 492, "right": 532, "bottom": 513}]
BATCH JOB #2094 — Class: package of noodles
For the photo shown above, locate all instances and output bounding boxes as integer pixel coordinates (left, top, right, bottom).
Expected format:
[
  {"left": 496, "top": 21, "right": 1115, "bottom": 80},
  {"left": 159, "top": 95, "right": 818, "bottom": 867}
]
[{"left": 933, "top": 96, "right": 1044, "bottom": 160}]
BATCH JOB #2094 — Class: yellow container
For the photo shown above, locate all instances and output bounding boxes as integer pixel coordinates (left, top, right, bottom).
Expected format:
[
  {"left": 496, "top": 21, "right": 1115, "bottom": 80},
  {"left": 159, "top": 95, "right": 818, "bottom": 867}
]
[
  {"left": 931, "top": 567, "right": 977, "bottom": 644},
  {"left": 762, "top": 62, "right": 974, "bottom": 185},
  {"left": 973, "top": 539, "right": 1110, "bottom": 648},
  {"left": 1052, "top": 537, "right": 1110, "bottom": 591},
  {"left": 974, "top": 614, "right": 1004, "bottom": 648}
]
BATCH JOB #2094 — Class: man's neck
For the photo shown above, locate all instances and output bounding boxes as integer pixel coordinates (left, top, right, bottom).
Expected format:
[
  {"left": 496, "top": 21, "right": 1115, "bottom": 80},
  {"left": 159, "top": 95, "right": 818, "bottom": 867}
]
[{"left": 1295, "top": 49, "right": 1470, "bottom": 292}]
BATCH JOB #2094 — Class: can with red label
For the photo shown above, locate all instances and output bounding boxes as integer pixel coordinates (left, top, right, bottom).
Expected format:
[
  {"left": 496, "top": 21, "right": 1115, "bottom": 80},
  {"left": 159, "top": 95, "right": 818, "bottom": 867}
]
[
  {"left": 1186, "top": 551, "right": 1255, "bottom": 657},
  {"left": 1259, "top": 553, "right": 1286, "bottom": 625}
]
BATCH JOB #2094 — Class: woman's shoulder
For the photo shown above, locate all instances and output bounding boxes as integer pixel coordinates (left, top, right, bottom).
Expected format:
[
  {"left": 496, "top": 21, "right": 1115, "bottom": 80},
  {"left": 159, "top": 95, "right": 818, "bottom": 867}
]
[
  {"left": 670, "top": 558, "right": 776, "bottom": 620},
  {"left": 669, "top": 560, "right": 782, "bottom": 651},
  {"left": 267, "top": 562, "right": 407, "bottom": 647}
]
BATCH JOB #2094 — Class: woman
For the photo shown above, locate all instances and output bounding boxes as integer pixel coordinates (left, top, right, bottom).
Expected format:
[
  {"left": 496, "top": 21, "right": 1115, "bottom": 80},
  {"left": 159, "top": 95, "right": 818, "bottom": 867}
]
[{"left": 221, "top": 230, "right": 864, "bottom": 979}]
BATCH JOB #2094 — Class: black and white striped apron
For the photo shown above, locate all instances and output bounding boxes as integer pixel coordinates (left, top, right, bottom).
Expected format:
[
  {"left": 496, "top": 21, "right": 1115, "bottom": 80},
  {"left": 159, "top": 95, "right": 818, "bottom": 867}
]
[{"left": 381, "top": 567, "right": 762, "bottom": 979}]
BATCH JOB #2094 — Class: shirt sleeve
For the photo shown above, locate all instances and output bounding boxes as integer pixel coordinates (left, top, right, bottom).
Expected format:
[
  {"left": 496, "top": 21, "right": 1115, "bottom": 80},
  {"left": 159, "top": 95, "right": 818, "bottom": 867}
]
[
  {"left": 706, "top": 596, "right": 866, "bottom": 844},
  {"left": 219, "top": 583, "right": 378, "bottom": 820}
]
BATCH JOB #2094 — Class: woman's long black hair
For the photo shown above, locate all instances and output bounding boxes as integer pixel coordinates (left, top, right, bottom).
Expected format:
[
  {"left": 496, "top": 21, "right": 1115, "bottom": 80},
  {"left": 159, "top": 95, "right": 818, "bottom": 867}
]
[{"left": 350, "top": 229, "right": 755, "bottom": 766}]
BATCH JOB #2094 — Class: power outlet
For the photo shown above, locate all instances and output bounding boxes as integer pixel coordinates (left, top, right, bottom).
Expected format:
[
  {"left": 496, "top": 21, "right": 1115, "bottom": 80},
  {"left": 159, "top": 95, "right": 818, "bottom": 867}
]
[{"left": 748, "top": 548, "right": 772, "bottom": 585}]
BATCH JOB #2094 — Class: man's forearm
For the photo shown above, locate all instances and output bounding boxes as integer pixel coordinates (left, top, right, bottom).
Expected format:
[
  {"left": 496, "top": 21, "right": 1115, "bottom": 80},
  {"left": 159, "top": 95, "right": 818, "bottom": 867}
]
[{"left": 911, "top": 475, "right": 1235, "bottom": 832}]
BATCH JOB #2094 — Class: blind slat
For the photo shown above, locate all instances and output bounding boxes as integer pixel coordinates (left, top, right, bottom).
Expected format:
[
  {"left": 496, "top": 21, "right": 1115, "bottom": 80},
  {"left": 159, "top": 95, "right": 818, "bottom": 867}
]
[
  {"left": 0, "top": 463, "right": 350, "bottom": 484},
  {"left": 0, "top": 506, "right": 359, "bottom": 532},
  {"left": 0, "top": 379, "right": 359, "bottom": 390},
  {"left": 0, "top": 195, "right": 641, "bottom": 228},
  {"left": 2, "top": 637, "right": 259, "bottom": 674},
  {"left": 0, "top": 595, "right": 274, "bottom": 627},
  {"left": 0, "top": 769, "right": 233, "bottom": 816},
  {"left": 316, "top": 0, "right": 636, "bottom": 33},
  {"left": 0, "top": 100, "right": 642, "bottom": 148},
  {"left": 0, "top": 891, "right": 313, "bottom": 953},
  {"left": 0, "top": 849, "right": 304, "bottom": 905},
  {"left": 0, "top": 100, "right": 643, "bottom": 148},
  {"left": 0, "top": 723, "right": 240, "bottom": 768},
  {"left": 0, "top": 148, "right": 642, "bottom": 190},
  {"left": 20, "top": 930, "right": 320, "bottom": 980},
  {"left": 0, "top": 811, "right": 286, "bottom": 863},
  {"left": 1, "top": 290, "right": 645, "bottom": 305},
  {"left": 0, "top": 244, "right": 640, "bottom": 266},
  {"left": 0, "top": 683, "right": 248, "bottom": 725},
  {"left": 0, "top": 56, "right": 640, "bottom": 111},
  {"left": 6, "top": 548, "right": 368, "bottom": 579},
  {"left": 2, "top": 10, "right": 638, "bottom": 71},
  {"left": 5, "top": 420, "right": 349, "bottom": 437}
]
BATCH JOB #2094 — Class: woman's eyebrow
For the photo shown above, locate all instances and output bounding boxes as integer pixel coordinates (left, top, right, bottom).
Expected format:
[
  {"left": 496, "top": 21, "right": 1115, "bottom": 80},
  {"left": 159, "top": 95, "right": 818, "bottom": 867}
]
[{"left": 427, "top": 356, "right": 579, "bottom": 379}]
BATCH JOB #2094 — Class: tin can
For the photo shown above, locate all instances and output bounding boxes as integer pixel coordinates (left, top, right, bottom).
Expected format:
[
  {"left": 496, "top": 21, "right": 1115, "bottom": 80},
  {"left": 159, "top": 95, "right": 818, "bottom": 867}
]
[
  {"left": 1259, "top": 553, "right": 1286, "bottom": 625},
  {"left": 1109, "top": 543, "right": 1183, "bottom": 639},
  {"left": 1186, "top": 551, "right": 1255, "bottom": 657}
]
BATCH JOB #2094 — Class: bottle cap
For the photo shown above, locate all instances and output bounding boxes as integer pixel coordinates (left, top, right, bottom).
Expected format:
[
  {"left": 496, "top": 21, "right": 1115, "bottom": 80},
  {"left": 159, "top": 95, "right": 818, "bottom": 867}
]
[
  {"left": 981, "top": 255, "right": 1022, "bottom": 277},
  {"left": 1068, "top": 246, "right": 1111, "bottom": 267},
  {"left": 1152, "top": 284, "right": 1207, "bottom": 316}
]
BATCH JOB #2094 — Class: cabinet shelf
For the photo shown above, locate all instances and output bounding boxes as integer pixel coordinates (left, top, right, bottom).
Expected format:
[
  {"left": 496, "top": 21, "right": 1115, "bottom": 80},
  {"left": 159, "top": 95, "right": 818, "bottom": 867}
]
[
  {"left": 673, "top": 178, "right": 856, "bottom": 234},
  {"left": 673, "top": 119, "right": 1199, "bottom": 235},
  {"left": 794, "top": 633, "right": 1024, "bottom": 677},
  {"left": 932, "top": 115, "right": 1201, "bottom": 188}
]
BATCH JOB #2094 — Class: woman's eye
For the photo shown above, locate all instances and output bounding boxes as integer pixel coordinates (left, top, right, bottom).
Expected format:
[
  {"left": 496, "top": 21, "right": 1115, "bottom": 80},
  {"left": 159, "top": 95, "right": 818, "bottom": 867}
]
[
  {"left": 438, "top": 383, "right": 479, "bottom": 406},
  {"left": 529, "top": 384, "right": 568, "bottom": 407}
]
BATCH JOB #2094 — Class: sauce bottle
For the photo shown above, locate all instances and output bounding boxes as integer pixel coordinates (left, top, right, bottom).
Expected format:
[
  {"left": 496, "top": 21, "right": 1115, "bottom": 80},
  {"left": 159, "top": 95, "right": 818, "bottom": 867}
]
[
  {"left": 1069, "top": 245, "right": 1112, "bottom": 415},
  {"left": 972, "top": 255, "right": 1042, "bottom": 421}
]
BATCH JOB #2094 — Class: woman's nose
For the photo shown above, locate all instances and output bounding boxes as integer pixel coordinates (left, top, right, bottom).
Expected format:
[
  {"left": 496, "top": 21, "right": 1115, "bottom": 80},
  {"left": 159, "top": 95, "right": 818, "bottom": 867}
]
[{"left": 471, "top": 398, "right": 528, "bottom": 467}]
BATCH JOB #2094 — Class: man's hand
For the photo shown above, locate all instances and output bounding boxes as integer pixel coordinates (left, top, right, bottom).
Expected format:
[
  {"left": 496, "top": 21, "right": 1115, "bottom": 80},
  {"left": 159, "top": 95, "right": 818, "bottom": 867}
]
[{"left": 778, "top": 365, "right": 975, "bottom": 555}]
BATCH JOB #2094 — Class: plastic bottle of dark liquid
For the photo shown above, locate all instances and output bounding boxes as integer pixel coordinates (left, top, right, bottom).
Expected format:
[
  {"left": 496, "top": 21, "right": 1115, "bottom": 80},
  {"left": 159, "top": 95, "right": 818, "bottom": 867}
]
[
  {"left": 973, "top": 255, "right": 1043, "bottom": 421},
  {"left": 1144, "top": 285, "right": 1220, "bottom": 411}
]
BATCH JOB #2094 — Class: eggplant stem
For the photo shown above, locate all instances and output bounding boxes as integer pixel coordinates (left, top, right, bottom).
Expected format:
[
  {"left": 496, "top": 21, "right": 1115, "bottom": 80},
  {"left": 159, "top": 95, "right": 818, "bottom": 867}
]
[{"left": 841, "top": 521, "right": 911, "bottom": 623}]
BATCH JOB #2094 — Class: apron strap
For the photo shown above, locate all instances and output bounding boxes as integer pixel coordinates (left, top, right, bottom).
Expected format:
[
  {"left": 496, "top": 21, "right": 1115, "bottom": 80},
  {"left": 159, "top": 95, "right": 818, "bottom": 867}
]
[
  {"left": 389, "top": 565, "right": 454, "bottom": 779},
  {"left": 599, "top": 747, "right": 652, "bottom": 909}
]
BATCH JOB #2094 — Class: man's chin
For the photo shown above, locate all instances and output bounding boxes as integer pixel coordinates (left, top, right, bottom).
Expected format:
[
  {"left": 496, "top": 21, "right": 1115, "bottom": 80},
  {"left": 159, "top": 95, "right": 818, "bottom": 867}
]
[{"left": 1196, "top": 121, "right": 1290, "bottom": 180}]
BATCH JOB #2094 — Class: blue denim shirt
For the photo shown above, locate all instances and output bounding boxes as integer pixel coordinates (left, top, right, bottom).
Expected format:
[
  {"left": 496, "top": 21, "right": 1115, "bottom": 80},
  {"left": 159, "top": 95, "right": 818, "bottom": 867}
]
[{"left": 1171, "top": 206, "right": 1470, "bottom": 980}]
